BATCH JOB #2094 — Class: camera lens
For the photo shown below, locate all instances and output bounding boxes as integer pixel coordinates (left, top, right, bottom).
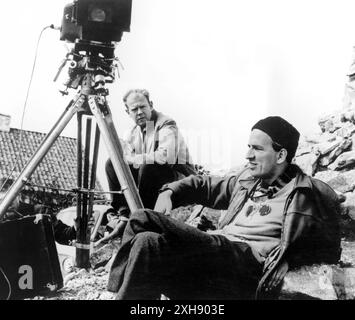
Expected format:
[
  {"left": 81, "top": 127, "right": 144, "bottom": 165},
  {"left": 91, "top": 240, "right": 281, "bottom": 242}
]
[{"left": 90, "top": 7, "right": 106, "bottom": 22}]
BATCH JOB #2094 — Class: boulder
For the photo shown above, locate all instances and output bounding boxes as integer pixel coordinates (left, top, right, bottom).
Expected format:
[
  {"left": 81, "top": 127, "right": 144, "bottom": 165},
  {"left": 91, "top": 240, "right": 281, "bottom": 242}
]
[
  {"left": 304, "top": 132, "right": 334, "bottom": 144},
  {"left": 319, "top": 137, "right": 352, "bottom": 167},
  {"left": 329, "top": 150, "right": 355, "bottom": 171},
  {"left": 333, "top": 120, "right": 355, "bottom": 137},
  {"left": 314, "top": 170, "right": 341, "bottom": 184},
  {"left": 320, "top": 170, "right": 355, "bottom": 193},
  {"left": 295, "top": 150, "right": 320, "bottom": 176},
  {"left": 317, "top": 137, "right": 342, "bottom": 156},
  {"left": 342, "top": 191, "right": 355, "bottom": 220},
  {"left": 279, "top": 241, "right": 355, "bottom": 300}
]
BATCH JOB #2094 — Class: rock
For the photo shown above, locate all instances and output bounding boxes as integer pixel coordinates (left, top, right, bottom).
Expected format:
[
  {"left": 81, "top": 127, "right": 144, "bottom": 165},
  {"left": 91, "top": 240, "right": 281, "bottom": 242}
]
[
  {"left": 185, "top": 205, "right": 204, "bottom": 225},
  {"left": 105, "top": 255, "right": 116, "bottom": 273},
  {"left": 295, "top": 149, "right": 320, "bottom": 175},
  {"left": 336, "top": 123, "right": 355, "bottom": 140},
  {"left": 280, "top": 241, "right": 355, "bottom": 300},
  {"left": 295, "top": 144, "right": 312, "bottom": 157},
  {"left": 336, "top": 191, "right": 347, "bottom": 204},
  {"left": 77, "top": 269, "right": 89, "bottom": 276},
  {"left": 343, "top": 191, "right": 355, "bottom": 220},
  {"left": 63, "top": 272, "right": 76, "bottom": 286},
  {"left": 319, "top": 138, "right": 352, "bottom": 167},
  {"left": 314, "top": 170, "right": 339, "bottom": 184},
  {"left": 324, "top": 170, "right": 355, "bottom": 193},
  {"left": 317, "top": 137, "right": 342, "bottom": 156},
  {"left": 340, "top": 107, "right": 355, "bottom": 123},
  {"left": 329, "top": 150, "right": 355, "bottom": 171},
  {"left": 169, "top": 205, "right": 195, "bottom": 222},
  {"left": 280, "top": 265, "right": 338, "bottom": 300},
  {"left": 304, "top": 132, "right": 334, "bottom": 144},
  {"left": 86, "top": 291, "right": 100, "bottom": 300},
  {"left": 99, "top": 291, "right": 116, "bottom": 300},
  {"left": 94, "top": 266, "right": 106, "bottom": 274},
  {"left": 90, "top": 239, "right": 121, "bottom": 269},
  {"left": 318, "top": 114, "right": 342, "bottom": 133}
]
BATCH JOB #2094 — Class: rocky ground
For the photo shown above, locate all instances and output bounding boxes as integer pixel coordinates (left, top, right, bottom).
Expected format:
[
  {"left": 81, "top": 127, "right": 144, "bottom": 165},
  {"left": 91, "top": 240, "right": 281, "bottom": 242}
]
[
  {"left": 27, "top": 103, "right": 355, "bottom": 300},
  {"left": 27, "top": 205, "right": 355, "bottom": 300}
]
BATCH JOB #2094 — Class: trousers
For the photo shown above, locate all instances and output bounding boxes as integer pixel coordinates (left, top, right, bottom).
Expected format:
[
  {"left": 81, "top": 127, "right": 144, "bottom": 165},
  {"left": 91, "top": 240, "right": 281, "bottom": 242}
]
[
  {"left": 107, "top": 209, "right": 263, "bottom": 300},
  {"left": 105, "top": 160, "right": 179, "bottom": 210}
]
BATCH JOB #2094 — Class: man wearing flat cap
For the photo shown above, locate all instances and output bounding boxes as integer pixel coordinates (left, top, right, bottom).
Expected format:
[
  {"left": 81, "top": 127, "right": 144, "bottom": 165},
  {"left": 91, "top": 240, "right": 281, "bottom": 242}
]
[{"left": 107, "top": 116, "right": 341, "bottom": 300}]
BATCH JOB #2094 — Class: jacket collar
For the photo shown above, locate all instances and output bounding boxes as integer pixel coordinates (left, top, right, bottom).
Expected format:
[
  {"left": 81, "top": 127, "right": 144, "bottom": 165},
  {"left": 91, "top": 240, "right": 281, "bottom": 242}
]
[{"left": 239, "top": 164, "right": 306, "bottom": 195}]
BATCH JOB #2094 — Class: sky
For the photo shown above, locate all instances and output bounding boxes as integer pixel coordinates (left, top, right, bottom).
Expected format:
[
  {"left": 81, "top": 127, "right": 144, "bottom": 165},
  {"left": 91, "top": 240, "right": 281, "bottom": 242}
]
[{"left": 1, "top": 0, "right": 355, "bottom": 190}]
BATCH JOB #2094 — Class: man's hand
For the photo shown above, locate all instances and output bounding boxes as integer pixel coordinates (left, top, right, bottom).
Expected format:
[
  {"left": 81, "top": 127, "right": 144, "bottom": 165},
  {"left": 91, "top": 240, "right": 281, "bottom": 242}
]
[
  {"left": 154, "top": 190, "right": 173, "bottom": 215},
  {"left": 264, "top": 260, "right": 289, "bottom": 292}
]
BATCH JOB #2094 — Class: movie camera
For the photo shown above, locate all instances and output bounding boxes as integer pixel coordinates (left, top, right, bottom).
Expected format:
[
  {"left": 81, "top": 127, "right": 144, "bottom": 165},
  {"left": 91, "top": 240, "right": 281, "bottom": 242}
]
[
  {"left": 0, "top": 0, "right": 143, "bottom": 270},
  {"left": 60, "top": 0, "right": 132, "bottom": 44}
]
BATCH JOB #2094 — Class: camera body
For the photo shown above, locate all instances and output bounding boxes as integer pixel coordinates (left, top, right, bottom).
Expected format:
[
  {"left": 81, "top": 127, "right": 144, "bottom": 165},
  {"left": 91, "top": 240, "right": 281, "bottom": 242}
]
[{"left": 60, "top": 0, "right": 132, "bottom": 43}]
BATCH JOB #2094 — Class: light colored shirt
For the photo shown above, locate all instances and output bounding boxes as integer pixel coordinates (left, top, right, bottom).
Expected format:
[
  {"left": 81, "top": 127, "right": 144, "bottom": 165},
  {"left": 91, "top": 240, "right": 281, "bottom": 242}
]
[{"left": 209, "top": 178, "right": 295, "bottom": 261}]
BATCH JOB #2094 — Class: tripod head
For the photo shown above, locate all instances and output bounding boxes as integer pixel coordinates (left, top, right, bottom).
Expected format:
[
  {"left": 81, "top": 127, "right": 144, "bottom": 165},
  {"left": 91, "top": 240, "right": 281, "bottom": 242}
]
[{"left": 54, "top": 40, "right": 119, "bottom": 96}]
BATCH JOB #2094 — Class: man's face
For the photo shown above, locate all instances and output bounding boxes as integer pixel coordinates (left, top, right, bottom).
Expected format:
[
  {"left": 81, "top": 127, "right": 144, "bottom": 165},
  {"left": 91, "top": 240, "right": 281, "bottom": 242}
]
[
  {"left": 126, "top": 93, "right": 153, "bottom": 127},
  {"left": 245, "top": 129, "right": 280, "bottom": 180}
]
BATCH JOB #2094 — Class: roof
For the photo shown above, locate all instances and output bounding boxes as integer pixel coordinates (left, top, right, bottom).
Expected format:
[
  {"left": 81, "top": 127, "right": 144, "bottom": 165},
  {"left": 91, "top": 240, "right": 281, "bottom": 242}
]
[{"left": 0, "top": 128, "right": 104, "bottom": 194}]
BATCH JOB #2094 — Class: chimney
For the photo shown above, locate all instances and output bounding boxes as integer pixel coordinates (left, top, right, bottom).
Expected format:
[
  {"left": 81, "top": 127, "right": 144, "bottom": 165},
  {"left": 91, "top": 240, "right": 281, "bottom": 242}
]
[{"left": 0, "top": 114, "right": 11, "bottom": 132}]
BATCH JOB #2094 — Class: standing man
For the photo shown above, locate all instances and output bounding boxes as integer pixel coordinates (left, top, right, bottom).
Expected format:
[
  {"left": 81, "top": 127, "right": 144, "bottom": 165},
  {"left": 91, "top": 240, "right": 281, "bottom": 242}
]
[
  {"left": 107, "top": 116, "right": 341, "bottom": 299},
  {"left": 103, "top": 89, "right": 196, "bottom": 241}
]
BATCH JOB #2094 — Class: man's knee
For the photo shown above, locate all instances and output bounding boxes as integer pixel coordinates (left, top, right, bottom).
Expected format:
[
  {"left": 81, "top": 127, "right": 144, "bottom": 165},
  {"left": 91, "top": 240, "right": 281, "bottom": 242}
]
[
  {"left": 132, "top": 231, "right": 161, "bottom": 249},
  {"left": 130, "top": 208, "right": 156, "bottom": 221}
]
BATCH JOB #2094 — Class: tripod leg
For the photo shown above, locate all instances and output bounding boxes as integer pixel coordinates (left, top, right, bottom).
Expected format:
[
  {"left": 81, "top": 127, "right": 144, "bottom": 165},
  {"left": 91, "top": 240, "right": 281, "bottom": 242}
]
[
  {"left": 88, "top": 96, "right": 143, "bottom": 212},
  {"left": 76, "top": 117, "right": 92, "bottom": 268},
  {"left": 0, "top": 94, "right": 86, "bottom": 220}
]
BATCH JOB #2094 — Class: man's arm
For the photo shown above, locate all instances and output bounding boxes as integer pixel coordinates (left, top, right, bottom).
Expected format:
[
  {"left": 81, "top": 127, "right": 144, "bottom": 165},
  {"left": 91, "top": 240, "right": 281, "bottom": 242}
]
[
  {"left": 155, "top": 174, "right": 239, "bottom": 214},
  {"left": 52, "top": 217, "right": 76, "bottom": 245}
]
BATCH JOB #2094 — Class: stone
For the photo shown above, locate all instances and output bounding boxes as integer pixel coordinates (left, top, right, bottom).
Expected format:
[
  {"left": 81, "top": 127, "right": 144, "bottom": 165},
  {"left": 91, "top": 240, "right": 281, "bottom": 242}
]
[
  {"left": 322, "top": 170, "right": 355, "bottom": 193},
  {"left": 185, "top": 204, "right": 204, "bottom": 225},
  {"left": 279, "top": 241, "right": 355, "bottom": 300},
  {"left": 336, "top": 191, "right": 347, "bottom": 204},
  {"left": 318, "top": 113, "right": 342, "bottom": 133},
  {"left": 314, "top": 170, "right": 339, "bottom": 183},
  {"left": 304, "top": 132, "right": 334, "bottom": 144},
  {"left": 340, "top": 107, "right": 355, "bottom": 123},
  {"left": 99, "top": 291, "right": 116, "bottom": 300},
  {"left": 295, "top": 149, "right": 320, "bottom": 175},
  {"left": 343, "top": 191, "right": 355, "bottom": 220},
  {"left": 319, "top": 137, "right": 352, "bottom": 166},
  {"left": 90, "top": 239, "right": 121, "bottom": 269},
  {"left": 336, "top": 122, "right": 355, "bottom": 139},
  {"left": 295, "top": 142, "right": 312, "bottom": 157},
  {"left": 329, "top": 150, "right": 355, "bottom": 171},
  {"left": 317, "top": 137, "right": 342, "bottom": 156},
  {"left": 280, "top": 265, "right": 338, "bottom": 300}
]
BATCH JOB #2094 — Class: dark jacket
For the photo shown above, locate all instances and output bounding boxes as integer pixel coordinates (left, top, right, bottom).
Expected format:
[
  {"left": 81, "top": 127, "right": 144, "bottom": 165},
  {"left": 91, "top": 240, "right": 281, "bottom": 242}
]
[{"left": 165, "top": 165, "right": 341, "bottom": 299}]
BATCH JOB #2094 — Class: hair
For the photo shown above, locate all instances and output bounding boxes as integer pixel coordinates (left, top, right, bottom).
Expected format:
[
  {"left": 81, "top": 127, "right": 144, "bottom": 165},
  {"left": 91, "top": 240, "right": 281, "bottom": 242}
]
[
  {"left": 122, "top": 89, "right": 152, "bottom": 109},
  {"left": 271, "top": 141, "right": 293, "bottom": 163}
]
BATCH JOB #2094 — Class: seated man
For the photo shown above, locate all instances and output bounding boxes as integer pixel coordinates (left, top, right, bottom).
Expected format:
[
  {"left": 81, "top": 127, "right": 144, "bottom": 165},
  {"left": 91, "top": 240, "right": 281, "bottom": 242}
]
[
  {"left": 104, "top": 89, "right": 196, "bottom": 239},
  {"left": 107, "top": 116, "right": 341, "bottom": 300}
]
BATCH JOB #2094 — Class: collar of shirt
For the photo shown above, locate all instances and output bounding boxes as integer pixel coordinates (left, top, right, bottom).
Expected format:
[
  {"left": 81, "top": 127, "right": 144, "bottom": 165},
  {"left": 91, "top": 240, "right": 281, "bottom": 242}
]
[{"left": 251, "top": 165, "right": 296, "bottom": 200}]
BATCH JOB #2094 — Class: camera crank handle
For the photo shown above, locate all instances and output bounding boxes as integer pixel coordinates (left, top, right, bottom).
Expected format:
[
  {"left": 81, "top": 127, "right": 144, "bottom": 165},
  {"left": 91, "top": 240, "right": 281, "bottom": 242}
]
[{"left": 53, "top": 58, "right": 68, "bottom": 82}]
